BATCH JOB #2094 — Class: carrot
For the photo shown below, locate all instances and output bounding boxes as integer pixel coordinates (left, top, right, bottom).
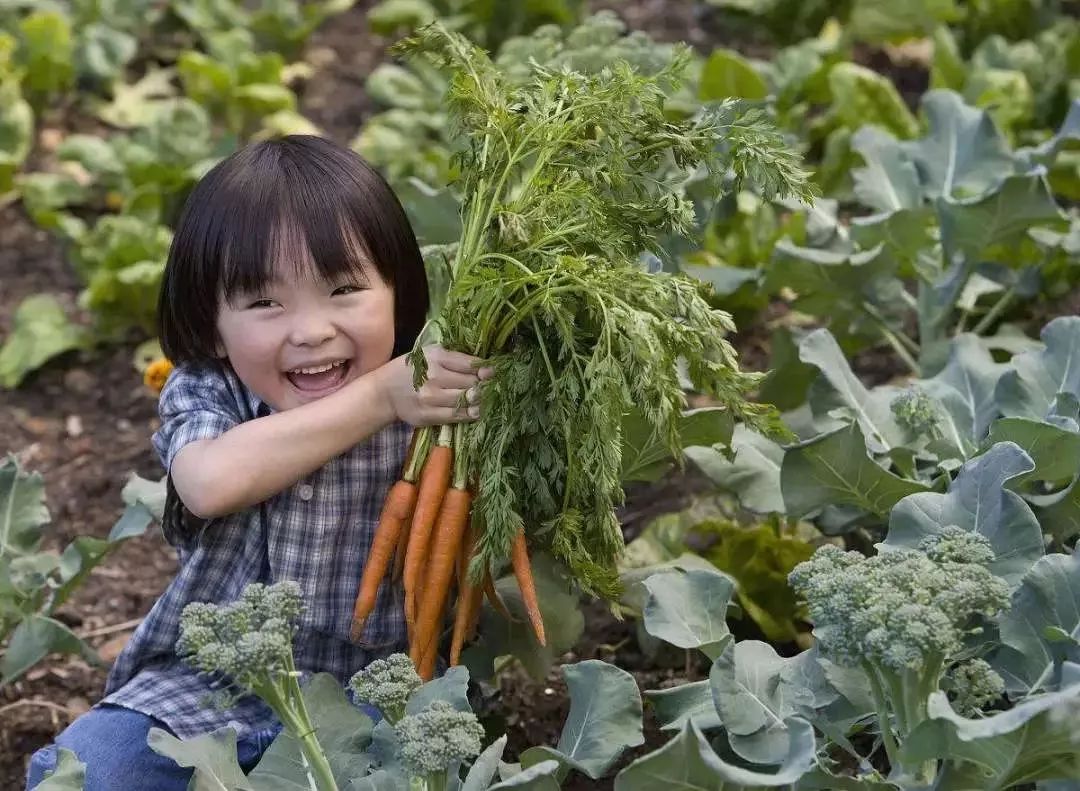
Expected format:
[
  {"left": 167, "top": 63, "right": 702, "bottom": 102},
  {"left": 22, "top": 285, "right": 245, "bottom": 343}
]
[
  {"left": 410, "top": 486, "right": 473, "bottom": 666},
  {"left": 349, "top": 479, "right": 418, "bottom": 643},
  {"left": 418, "top": 627, "right": 439, "bottom": 681},
  {"left": 511, "top": 528, "right": 546, "bottom": 646},
  {"left": 451, "top": 583, "right": 483, "bottom": 665},
  {"left": 450, "top": 524, "right": 480, "bottom": 666},
  {"left": 403, "top": 432, "right": 454, "bottom": 632},
  {"left": 391, "top": 524, "right": 409, "bottom": 582},
  {"left": 483, "top": 571, "right": 513, "bottom": 621}
]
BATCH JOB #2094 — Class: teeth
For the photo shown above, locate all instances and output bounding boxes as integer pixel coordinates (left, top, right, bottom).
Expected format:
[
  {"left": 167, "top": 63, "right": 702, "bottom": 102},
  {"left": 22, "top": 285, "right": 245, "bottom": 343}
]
[{"left": 290, "top": 360, "right": 346, "bottom": 375}]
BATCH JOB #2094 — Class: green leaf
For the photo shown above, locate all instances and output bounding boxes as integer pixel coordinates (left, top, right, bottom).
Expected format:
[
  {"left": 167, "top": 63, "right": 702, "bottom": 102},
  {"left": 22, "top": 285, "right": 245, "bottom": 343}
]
[
  {"left": 521, "top": 660, "right": 644, "bottom": 779},
  {"left": 367, "top": 0, "right": 438, "bottom": 35},
  {"left": 847, "top": 0, "right": 960, "bottom": 42},
  {"left": 78, "top": 24, "right": 137, "bottom": 83},
  {"left": 850, "top": 125, "right": 922, "bottom": 213},
  {"left": 641, "top": 568, "right": 734, "bottom": 658},
  {"left": 0, "top": 455, "right": 49, "bottom": 559},
  {"left": 1, "top": 615, "right": 101, "bottom": 684},
  {"left": 699, "top": 49, "right": 768, "bottom": 101},
  {"left": 622, "top": 407, "right": 735, "bottom": 484},
  {"left": 984, "top": 418, "right": 1080, "bottom": 484},
  {"left": 462, "top": 734, "right": 508, "bottom": 791},
  {"left": 685, "top": 425, "right": 784, "bottom": 514},
  {"left": 796, "top": 328, "right": 906, "bottom": 453},
  {"left": 930, "top": 26, "right": 966, "bottom": 91},
  {"left": 613, "top": 718, "right": 816, "bottom": 790},
  {"left": 827, "top": 63, "right": 919, "bottom": 139},
  {"left": 698, "top": 519, "right": 814, "bottom": 642},
  {"left": 0, "top": 294, "right": 87, "bottom": 389},
  {"left": 33, "top": 747, "right": 85, "bottom": 791},
  {"left": 407, "top": 664, "right": 471, "bottom": 714},
  {"left": 883, "top": 442, "right": 1044, "bottom": 586},
  {"left": 710, "top": 640, "right": 811, "bottom": 765},
  {"left": 996, "top": 317, "right": 1080, "bottom": 421},
  {"left": 904, "top": 90, "right": 1015, "bottom": 200},
  {"left": 147, "top": 727, "right": 254, "bottom": 790},
  {"left": 250, "top": 673, "right": 374, "bottom": 789},
  {"left": 781, "top": 422, "right": 928, "bottom": 518},
  {"left": 0, "top": 78, "right": 33, "bottom": 195},
  {"left": 766, "top": 241, "right": 900, "bottom": 345},
  {"left": 18, "top": 11, "right": 75, "bottom": 99},
  {"left": 488, "top": 760, "right": 561, "bottom": 790},
  {"left": 997, "top": 553, "right": 1080, "bottom": 691},
  {"left": 645, "top": 680, "right": 723, "bottom": 733},
  {"left": 757, "top": 327, "right": 817, "bottom": 412},
  {"left": 938, "top": 170, "right": 1064, "bottom": 262},
  {"left": 902, "top": 685, "right": 1080, "bottom": 788},
  {"left": 920, "top": 333, "right": 1008, "bottom": 450},
  {"left": 963, "top": 68, "right": 1034, "bottom": 139}
]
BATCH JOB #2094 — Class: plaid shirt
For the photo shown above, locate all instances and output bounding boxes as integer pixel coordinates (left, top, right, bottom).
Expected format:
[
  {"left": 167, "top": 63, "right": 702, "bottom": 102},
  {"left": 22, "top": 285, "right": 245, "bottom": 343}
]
[{"left": 102, "top": 360, "right": 410, "bottom": 739}]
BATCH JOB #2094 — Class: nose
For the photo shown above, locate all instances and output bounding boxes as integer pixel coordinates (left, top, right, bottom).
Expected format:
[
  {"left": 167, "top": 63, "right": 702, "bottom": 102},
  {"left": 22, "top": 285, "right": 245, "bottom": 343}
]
[{"left": 288, "top": 312, "right": 336, "bottom": 347}]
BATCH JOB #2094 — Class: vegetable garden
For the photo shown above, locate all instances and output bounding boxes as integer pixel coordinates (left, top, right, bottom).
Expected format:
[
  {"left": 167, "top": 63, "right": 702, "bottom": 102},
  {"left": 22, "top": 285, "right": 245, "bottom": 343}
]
[{"left": 2, "top": 0, "right": 1080, "bottom": 788}]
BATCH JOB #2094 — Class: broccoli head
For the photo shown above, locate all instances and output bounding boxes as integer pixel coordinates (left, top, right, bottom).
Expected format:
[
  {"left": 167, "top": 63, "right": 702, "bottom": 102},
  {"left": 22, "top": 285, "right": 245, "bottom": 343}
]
[
  {"left": 395, "top": 700, "right": 485, "bottom": 778},
  {"left": 789, "top": 535, "right": 1010, "bottom": 751},
  {"left": 788, "top": 535, "right": 1008, "bottom": 675},
  {"left": 349, "top": 652, "right": 422, "bottom": 724},
  {"left": 177, "top": 580, "right": 303, "bottom": 701},
  {"left": 891, "top": 387, "right": 939, "bottom": 437},
  {"left": 947, "top": 658, "right": 1005, "bottom": 715}
]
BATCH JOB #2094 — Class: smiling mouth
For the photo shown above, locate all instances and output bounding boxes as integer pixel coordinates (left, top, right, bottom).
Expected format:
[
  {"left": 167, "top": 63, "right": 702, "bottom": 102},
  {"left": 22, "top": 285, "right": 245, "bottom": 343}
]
[{"left": 285, "top": 359, "right": 351, "bottom": 393}]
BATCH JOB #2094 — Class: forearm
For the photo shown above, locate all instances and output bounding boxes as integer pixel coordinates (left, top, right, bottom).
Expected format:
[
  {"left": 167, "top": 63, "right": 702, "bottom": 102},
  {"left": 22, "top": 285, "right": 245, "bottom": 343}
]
[{"left": 172, "top": 368, "right": 398, "bottom": 518}]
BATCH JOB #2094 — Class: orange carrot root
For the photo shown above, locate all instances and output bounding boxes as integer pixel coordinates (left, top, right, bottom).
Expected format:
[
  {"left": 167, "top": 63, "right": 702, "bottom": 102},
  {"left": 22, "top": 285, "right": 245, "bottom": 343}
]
[
  {"left": 483, "top": 571, "right": 514, "bottom": 621},
  {"left": 403, "top": 443, "right": 453, "bottom": 632},
  {"left": 511, "top": 528, "right": 546, "bottom": 646},
  {"left": 349, "top": 479, "right": 417, "bottom": 643},
  {"left": 410, "top": 487, "right": 473, "bottom": 666}
]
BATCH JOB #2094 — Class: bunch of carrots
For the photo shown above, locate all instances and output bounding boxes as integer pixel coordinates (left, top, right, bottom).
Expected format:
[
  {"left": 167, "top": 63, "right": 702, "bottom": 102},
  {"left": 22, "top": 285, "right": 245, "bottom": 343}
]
[
  {"left": 350, "top": 423, "right": 544, "bottom": 679},
  {"left": 348, "top": 23, "right": 811, "bottom": 679}
]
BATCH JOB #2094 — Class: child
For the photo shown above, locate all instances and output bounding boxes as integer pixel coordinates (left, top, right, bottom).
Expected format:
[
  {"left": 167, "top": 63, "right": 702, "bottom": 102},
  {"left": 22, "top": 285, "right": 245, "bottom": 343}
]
[{"left": 25, "top": 135, "right": 489, "bottom": 790}]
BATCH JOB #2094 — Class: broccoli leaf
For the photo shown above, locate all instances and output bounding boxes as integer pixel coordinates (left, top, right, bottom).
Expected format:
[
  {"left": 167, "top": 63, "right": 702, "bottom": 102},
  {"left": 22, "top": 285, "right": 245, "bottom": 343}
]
[
  {"left": 520, "top": 660, "right": 644, "bottom": 780},
  {"left": 781, "top": 422, "right": 928, "bottom": 518},
  {"left": 996, "top": 317, "right": 1080, "bottom": 421},
  {"left": 996, "top": 553, "right": 1080, "bottom": 692},
  {"left": 640, "top": 568, "right": 735, "bottom": 658},
  {"left": 613, "top": 718, "right": 816, "bottom": 789},
  {"left": 883, "top": 442, "right": 1044, "bottom": 586},
  {"left": 901, "top": 683, "right": 1080, "bottom": 788},
  {"left": 147, "top": 727, "right": 254, "bottom": 790}
]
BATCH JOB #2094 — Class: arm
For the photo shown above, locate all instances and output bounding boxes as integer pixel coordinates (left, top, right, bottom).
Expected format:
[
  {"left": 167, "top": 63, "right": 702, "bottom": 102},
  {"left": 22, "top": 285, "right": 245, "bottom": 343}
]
[{"left": 172, "top": 349, "right": 489, "bottom": 519}]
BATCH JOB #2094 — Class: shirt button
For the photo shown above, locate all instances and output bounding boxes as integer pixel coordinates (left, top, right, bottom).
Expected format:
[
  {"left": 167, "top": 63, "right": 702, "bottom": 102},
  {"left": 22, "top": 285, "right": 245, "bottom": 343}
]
[{"left": 298, "top": 484, "right": 314, "bottom": 501}]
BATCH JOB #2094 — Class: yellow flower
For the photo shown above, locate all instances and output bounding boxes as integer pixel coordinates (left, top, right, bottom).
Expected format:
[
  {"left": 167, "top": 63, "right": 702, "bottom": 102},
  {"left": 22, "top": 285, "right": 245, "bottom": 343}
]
[{"left": 143, "top": 357, "right": 174, "bottom": 394}]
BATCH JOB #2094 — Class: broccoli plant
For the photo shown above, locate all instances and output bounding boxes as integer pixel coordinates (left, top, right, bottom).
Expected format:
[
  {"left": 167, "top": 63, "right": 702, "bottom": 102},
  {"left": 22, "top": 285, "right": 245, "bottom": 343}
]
[
  {"left": 394, "top": 700, "right": 486, "bottom": 791},
  {"left": 176, "top": 581, "right": 339, "bottom": 791},
  {"left": 788, "top": 529, "right": 1011, "bottom": 781},
  {"left": 164, "top": 580, "right": 644, "bottom": 790},
  {"left": 348, "top": 652, "right": 421, "bottom": 724}
]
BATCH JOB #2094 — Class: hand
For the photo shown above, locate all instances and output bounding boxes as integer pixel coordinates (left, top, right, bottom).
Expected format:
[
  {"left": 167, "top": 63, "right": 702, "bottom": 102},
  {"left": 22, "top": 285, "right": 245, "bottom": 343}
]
[{"left": 377, "top": 345, "right": 493, "bottom": 427}]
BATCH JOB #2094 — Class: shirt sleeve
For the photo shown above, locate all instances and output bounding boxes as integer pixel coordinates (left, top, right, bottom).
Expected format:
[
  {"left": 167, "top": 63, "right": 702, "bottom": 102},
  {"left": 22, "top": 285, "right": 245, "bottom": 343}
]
[{"left": 151, "top": 363, "right": 244, "bottom": 473}]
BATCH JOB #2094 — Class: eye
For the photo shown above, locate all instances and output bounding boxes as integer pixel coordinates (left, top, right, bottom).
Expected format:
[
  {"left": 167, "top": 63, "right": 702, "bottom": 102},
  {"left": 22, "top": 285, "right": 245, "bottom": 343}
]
[
  {"left": 332, "top": 284, "right": 364, "bottom": 296},
  {"left": 247, "top": 298, "right": 278, "bottom": 309}
]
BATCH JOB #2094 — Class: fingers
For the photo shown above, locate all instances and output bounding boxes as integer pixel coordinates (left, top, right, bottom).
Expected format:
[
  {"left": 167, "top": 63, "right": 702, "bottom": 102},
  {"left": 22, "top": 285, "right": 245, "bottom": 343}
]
[{"left": 424, "top": 346, "right": 494, "bottom": 382}]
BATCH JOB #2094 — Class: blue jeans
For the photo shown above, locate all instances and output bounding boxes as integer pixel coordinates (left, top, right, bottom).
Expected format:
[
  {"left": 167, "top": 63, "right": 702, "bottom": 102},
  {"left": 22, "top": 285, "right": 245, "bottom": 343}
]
[{"left": 25, "top": 703, "right": 283, "bottom": 790}]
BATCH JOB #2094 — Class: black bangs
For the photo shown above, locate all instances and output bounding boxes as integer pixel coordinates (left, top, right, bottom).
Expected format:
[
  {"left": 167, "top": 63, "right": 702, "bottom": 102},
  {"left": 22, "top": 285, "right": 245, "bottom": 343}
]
[{"left": 158, "top": 135, "right": 430, "bottom": 365}]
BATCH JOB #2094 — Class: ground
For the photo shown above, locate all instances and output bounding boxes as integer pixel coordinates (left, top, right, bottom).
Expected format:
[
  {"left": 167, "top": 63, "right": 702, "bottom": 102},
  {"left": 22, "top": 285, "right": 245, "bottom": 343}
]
[{"left": 0, "top": 1, "right": 925, "bottom": 787}]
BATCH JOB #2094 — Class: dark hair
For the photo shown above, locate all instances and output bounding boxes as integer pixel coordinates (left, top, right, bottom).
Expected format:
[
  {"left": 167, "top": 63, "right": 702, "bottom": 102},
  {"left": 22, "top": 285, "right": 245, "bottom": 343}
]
[{"left": 158, "top": 135, "right": 429, "bottom": 364}]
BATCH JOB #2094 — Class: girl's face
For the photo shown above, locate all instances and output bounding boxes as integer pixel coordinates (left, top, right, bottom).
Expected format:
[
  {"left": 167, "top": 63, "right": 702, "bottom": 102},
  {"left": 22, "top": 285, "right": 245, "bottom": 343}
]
[{"left": 215, "top": 252, "right": 395, "bottom": 412}]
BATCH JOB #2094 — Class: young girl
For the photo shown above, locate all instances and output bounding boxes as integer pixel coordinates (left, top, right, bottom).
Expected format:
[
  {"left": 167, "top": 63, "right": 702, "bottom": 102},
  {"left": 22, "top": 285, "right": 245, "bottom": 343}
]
[{"left": 25, "top": 135, "right": 489, "bottom": 790}]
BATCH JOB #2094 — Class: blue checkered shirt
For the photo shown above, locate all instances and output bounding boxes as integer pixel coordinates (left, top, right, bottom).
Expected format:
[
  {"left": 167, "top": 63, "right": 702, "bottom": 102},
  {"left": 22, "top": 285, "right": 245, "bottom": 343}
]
[{"left": 101, "top": 360, "right": 410, "bottom": 738}]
